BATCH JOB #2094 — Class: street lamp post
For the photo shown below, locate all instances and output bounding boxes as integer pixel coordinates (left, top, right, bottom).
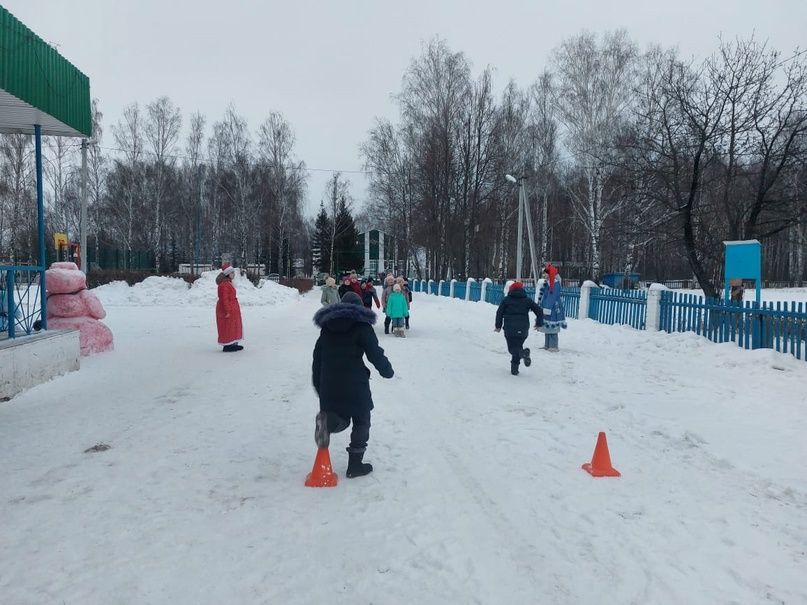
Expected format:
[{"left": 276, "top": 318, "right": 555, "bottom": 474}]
[{"left": 506, "top": 174, "right": 523, "bottom": 280}]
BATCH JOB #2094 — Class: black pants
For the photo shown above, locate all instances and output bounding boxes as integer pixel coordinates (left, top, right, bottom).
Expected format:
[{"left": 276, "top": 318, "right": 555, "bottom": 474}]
[
  {"left": 324, "top": 409, "right": 371, "bottom": 453},
  {"left": 384, "top": 315, "right": 391, "bottom": 334},
  {"left": 505, "top": 332, "right": 527, "bottom": 366}
]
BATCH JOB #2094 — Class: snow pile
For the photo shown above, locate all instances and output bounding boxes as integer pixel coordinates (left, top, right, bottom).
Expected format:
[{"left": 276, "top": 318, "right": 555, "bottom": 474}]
[
  {"left": 2, "top": 290, "right": 805, "bottom": 603},
  {"left": 93, "top": 271, "right": 301, "bottom": 307}
]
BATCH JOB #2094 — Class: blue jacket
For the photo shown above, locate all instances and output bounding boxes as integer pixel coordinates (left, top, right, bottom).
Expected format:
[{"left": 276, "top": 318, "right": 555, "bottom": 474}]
[{"left": 538, "top": 281, "right": 567, "bottom": 334}]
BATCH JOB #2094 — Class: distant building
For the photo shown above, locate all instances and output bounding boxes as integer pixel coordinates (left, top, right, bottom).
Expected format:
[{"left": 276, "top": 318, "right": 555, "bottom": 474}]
[{"left": 359, "top": 229, "right": 403, "bottom": 277}]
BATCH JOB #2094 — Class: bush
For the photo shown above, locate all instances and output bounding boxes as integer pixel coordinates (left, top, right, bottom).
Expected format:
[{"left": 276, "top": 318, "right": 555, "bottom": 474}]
[
  {"left": 86, "top": 269, "right": 155, "bottom": 288},
  {"left": 280, "top": 277, "right": 314, "bottom": 294}
]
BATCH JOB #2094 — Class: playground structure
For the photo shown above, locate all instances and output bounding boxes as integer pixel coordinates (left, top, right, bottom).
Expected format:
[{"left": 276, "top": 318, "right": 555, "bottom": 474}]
[{"left": 0, "top": 6, "right": 92, "bottom": 398}]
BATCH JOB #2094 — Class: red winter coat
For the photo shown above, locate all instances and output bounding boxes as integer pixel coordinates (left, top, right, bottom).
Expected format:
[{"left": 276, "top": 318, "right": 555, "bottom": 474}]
[{"left": 216, "top": 279, "right": 243, "bottom": 344}]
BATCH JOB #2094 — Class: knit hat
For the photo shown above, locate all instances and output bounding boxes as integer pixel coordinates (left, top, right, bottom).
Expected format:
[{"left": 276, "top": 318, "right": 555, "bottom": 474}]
[
  {"left": 222, "top": 265, "right": 235, "bottom": 276},
  {"left": 544, "top": 264, "right": 558, "bottom": 291},
  {"left": 341, "top": 291, "right": 363, "bottom": 306},
  {"left": 325, "top": 277, "right": 336, "bottom": 287},
  {"left": 510, "top": 281, "right": 524, "bottom": 290}
]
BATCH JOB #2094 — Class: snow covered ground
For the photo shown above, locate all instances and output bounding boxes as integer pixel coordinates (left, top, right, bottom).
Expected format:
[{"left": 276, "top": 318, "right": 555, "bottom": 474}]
[{"left": 2, "top": 279, "right": 806, "bottom": 604}]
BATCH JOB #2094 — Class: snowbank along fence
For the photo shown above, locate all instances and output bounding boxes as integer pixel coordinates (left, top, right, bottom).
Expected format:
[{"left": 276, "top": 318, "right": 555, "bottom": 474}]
[{"left": 410, "top": 278, "right": 807, "bottom": 362}]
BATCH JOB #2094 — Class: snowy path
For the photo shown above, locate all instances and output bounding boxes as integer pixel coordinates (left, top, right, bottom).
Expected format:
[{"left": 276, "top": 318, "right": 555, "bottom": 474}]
[{"left": 1, "top": 288, "right": 806, "bottom": 604}]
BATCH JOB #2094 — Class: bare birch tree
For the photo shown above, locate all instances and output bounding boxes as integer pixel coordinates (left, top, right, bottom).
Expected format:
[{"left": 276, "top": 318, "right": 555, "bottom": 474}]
[
  {"left": 552, "top": 30, "right": 638, "bottom": 280},
  {"left": 145, "top": 96, "right": 182, "bottom": 271}
]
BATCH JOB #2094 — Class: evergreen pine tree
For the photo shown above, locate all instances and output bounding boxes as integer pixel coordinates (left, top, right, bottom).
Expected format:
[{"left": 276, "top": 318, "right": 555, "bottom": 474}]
[
  {"left": 333, "top": 196, "right": 363, "bottom": 274},
  {"left": 312, "top": 202, "right": 332, "bottom": 274}
]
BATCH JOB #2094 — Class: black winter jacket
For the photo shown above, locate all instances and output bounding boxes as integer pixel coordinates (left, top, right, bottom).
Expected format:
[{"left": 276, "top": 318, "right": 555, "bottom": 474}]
[
  {"left": 312, "top": 303, "right": 394, "bottom": 417},
  {"left": 495, "top": 288, "right": 543, "bottom": 336}
]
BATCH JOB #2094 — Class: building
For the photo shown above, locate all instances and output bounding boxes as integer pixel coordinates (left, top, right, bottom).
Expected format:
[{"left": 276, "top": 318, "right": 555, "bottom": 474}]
[{"left": 359, "top": 229, "right": 403, "bottom": 277}]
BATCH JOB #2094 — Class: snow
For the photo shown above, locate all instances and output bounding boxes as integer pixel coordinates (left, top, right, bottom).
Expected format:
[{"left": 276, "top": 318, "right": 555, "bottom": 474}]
[
  {"left": 2, "top": 282, "right": 806, "bottom": 604},
  {"left": 93, "top": 271, "right": 301, "bottom": 308}
]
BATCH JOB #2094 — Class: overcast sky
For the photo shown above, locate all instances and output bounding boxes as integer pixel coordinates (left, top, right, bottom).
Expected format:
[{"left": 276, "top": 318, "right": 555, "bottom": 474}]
[{"left": 7, "top": 0, "right": 805, "bottom": 216}]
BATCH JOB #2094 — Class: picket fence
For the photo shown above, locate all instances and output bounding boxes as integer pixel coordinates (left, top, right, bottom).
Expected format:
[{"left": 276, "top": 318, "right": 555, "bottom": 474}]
[{"left": 410, "top": 278, "right": 807, "bottom": 362}]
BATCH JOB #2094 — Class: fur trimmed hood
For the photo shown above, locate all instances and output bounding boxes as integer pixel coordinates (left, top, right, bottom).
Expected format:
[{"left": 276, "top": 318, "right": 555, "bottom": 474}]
[{"left": 313, "top": 302, "right": 377, "bottom": 330}]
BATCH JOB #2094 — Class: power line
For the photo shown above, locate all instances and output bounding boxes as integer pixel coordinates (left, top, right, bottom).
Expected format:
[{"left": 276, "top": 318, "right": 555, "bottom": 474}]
[{"left": 79, "top": 143, "right": 370, "bottom": 175}]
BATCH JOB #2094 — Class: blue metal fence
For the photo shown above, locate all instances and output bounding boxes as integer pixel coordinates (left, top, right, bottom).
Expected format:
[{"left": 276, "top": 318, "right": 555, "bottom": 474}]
[
  {"left": 561, "top": 287, "right": 581, "bottom": 319},
  {"left": 487, "top": 284, "right": 505, "bottom": 305},
  {"left": 412, "top": 278, "right": 807, "bottom": 363},
  {"left": 659, "top": 291, "right": 807, "bottom": 359},
  {"left": 1, "top": 266, "right": 44, "bottom": 339},
  {"left": 453, "top": 282, "right": 466, "bottom": 299},
  {"left": 589, "top": 287, "right": 647, "bottom": 330}
]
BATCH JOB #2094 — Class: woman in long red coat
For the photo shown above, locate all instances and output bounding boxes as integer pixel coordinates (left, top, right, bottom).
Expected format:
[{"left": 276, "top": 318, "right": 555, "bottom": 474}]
[{"left": 215, "top": 266, "right": 243, "bottom": 352}]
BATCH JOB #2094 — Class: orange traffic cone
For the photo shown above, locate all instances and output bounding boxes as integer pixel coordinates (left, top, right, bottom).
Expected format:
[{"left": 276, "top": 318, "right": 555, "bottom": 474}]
[
  {"left": 582, "top": 432, "right": 621, "bottom": 477},
  {"left": 305, "top": 447, "right": 338, "bottom": 487}
]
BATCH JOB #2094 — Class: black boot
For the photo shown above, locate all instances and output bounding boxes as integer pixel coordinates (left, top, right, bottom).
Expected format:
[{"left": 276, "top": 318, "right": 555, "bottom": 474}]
[
  {"left": 511, "top": 362, "right": 519, "bottom": 376},
  {"left": 346, "top": 452, "right": 373, "bottom": 478},
  {"left": 522, "top": 348, "right": 531, "bottom": 367},
  {"left": 222, "top": 344, "right": 238, "bottom": 352}
]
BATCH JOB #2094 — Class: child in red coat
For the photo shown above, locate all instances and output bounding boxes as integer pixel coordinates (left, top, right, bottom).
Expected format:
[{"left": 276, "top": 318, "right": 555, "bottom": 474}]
[{"left": 215, "top": 265, "right": 243, "bottom": 352}]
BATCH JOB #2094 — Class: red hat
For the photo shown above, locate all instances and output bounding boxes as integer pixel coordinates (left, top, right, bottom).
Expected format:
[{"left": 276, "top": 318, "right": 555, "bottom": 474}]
[
  {"left": 544, "top": 264, "right": 558, "bottom": 291},
  {"left": 510, "top": 281, "right": 524, "bottom": 290}
]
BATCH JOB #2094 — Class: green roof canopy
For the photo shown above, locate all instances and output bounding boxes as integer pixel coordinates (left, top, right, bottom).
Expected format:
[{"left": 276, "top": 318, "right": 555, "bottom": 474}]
[{"left": 0, "top": 6, "right": 91, "bottom": 137}]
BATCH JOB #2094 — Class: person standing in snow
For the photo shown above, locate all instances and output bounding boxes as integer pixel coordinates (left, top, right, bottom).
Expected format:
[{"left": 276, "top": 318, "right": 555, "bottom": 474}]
[
  {"left": 348, "top": 271, "right": 364, "bottom": 297},
  {"left": 361, "top": 277, "right": 381, "bottom": 310},
  {"left": 402, "top": 277, "right": 413, "bottom": 330},
  {"left": 494, "top": 281, "right": 542, "bottom": 375},
  {"left": 385, "top": 283, "right": 409, "bottom": 337},
  {"left": 337, "top": 275, "right": 352, "bottom": 300},
  {"left": 380, "top": 274, "right": 396, "bottom": 335},
  {"left": 215, "top": 265, "right": 243, "bottom": 352},
  {"left": 312, "top": 291, "right": 394, "bottom": 478},
  {"left": 538, "top": 264, "right": 567, "bottom": 352},
  {"left": 320, "top": 276, "right": 339, "bottom": 306}
]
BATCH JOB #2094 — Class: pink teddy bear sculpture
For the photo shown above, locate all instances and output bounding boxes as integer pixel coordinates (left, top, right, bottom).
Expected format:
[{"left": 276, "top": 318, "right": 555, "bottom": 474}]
[{"left": 46, "top": 262, "right": 114, "bottom": 355}]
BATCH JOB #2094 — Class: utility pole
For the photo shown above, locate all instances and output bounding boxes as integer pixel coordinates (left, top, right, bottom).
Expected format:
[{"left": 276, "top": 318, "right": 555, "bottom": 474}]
[
  {"left": 521, "top": 177, "right": 540, "bottom": 283},
  {"left": 516, "top": 180, "right": 524, "bottom": 281},
  {"left": 80, "top": 139, "right": 88, "bottom": 273}
]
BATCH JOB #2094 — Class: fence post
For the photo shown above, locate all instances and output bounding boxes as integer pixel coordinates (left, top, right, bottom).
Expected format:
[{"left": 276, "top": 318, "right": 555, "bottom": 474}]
[
  {"left": 579, "top": 280, "right": 596, "bottom": 320},
  {"left": 426, "top": 279, "right": 433, "bottom": 294},
  {"left": 466, "top": 278, "right": 475, "bottom": 301},
  {"left": 646, "top": 284, "right": 668, "bottom": 331},
  {"left": 450, "top": 278, "right": 457, "bottom": 298},
  {"left": 481, "top": 277, "right": 492, "bottom": 303},
  {"left": 5, "top": 269, "right": 15, "bottom": 338},
  {"left": 438, "top": 279, "right": 445, "bottom": 296}
]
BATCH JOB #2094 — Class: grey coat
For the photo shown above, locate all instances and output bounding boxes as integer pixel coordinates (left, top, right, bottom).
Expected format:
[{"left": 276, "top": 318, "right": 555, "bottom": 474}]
[{"left": 320, "top": 285, "right": 340, "bottom": 306}]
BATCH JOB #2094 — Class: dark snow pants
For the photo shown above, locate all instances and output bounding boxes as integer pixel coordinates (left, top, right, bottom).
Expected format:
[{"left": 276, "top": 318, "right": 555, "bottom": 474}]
[
  {"left": 324, "top": 409, "right": 371, "bottom": 453},
  {"left": 505, "top": 331, "right": 527, "bottom": 366},
  {"left": 384, "top": 315, "right": 391, "bottom": 334}
]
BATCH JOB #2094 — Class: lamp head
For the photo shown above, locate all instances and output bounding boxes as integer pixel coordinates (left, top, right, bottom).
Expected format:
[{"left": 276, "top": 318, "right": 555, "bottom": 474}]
[{"left": 505, "top": 174, "right": 517, "bottom": 183}]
